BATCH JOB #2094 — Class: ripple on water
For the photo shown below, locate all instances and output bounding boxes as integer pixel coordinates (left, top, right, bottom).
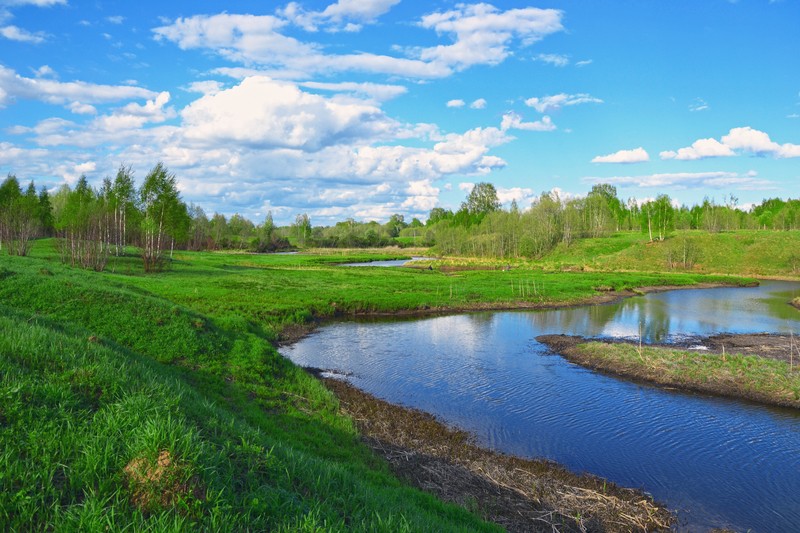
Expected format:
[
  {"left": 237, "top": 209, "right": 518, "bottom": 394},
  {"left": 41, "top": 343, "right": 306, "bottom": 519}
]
[{"left": 281, "top": 281, "right": 800, "bottom": 532}]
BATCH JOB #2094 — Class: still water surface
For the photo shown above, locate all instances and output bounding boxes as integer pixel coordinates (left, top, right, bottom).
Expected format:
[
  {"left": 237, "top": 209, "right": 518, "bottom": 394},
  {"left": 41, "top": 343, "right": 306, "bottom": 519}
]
[{"left": 280, "top": 281, "right": 800, "bottom": 531}]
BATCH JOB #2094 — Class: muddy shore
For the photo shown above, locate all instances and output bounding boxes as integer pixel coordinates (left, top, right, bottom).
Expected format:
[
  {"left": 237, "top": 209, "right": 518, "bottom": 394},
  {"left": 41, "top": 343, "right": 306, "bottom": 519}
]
[
  {"left": 309, "top": 371, "right": 672, "bottom": 532},
  {"left": 279, "top": 281, "right": 789, "bottom": 531}
]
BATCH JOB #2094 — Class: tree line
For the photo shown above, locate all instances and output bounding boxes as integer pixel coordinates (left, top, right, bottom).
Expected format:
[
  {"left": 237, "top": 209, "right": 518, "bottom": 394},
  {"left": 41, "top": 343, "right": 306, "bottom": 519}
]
[
  {"left": 421, "top": 182, "right": 799, "bottom": 259},
  {"left": 2, "top": 168, "right": 799, "bottom": 271}
]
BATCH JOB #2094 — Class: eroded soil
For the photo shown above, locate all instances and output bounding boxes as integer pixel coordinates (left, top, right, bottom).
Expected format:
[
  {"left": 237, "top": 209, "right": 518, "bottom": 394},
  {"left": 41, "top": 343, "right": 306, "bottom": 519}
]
[{"left": 313, "top": 372, "right": 672, "bottom": 533}]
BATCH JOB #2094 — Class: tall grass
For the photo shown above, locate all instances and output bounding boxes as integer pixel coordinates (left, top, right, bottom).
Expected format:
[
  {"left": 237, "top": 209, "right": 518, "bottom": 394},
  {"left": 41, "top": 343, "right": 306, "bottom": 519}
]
[{"left": 0, "top": 254, "right": 499, "bottom": 531}]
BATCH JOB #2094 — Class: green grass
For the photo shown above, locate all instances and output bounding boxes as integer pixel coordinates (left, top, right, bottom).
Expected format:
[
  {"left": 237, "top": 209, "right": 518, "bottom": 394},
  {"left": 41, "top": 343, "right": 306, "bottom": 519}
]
[
  {"left": 539, "top": 230, "right": 800, "bottom": 277},
  {"left": 0, "top": 249, "right": 500, "bottom": 532},
  {"left": 570, "top": 342, "right": 800, "bottom": 408},
  {"left": 0, "top": 238, "right": 761, "bottom": 530}
]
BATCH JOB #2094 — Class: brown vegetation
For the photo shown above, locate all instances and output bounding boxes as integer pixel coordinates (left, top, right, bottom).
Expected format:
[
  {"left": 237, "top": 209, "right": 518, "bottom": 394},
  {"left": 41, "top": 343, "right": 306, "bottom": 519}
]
[
  {"left": 123, "top": 450, "right": 204, "bottom": 514},
  {"left": 318, "top": 375, "right": 672, "bottom": 533}
]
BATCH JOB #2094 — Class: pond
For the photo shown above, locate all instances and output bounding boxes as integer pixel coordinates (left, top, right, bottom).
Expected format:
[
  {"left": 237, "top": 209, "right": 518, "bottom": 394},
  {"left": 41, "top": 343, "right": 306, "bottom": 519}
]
[
  {"left": 280, "top": 281, "right": 800, "bottom": 532},
  {"left": 338, "top": 256, "right": 436, "bottom": 267}
]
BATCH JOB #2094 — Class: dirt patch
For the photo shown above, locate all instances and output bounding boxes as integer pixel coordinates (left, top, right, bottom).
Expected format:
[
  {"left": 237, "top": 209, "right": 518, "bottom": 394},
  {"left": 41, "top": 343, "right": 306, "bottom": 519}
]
[
  {"left": 317, "top": 374, "right": 672, "bottom": 532},
  {"left": 705, "top": 333, "right": 800, "bottom": 365},
  {"left": 123, "top": 450, "right": 204, "bottom": 514}
]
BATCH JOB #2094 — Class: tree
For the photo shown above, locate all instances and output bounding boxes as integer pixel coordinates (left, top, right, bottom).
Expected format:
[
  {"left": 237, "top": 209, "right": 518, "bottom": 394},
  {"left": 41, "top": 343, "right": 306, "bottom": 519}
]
[
  {"left": 462, "top": 182, "right": 501, "bottom": 217},
  {"left": 0, "top": 175, "right": 40, "bottom": 256},
  {"left": 427, "top": 207, "right": 453, "bottom": 226},
  {"left": 293, "top": 213, "right": 311, "bottom": 247},
  {"left": 110, "top": 165, "right": 137, "bottom": 255},
  {"left": 641, "top": 194, "right": 675, "bottom": 241},
  {"left": 139, "top": 162, "right": 185, "bottom": 272}
]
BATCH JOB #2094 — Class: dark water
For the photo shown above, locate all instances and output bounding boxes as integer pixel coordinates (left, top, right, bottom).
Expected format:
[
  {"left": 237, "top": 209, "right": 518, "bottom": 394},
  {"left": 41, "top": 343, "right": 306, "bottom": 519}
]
[{"left": 280, "top": 281, "right": 800, "bottom": 532}]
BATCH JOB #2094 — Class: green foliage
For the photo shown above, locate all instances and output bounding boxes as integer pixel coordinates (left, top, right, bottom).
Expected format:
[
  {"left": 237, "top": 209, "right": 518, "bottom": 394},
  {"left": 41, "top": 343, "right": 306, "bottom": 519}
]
[{"left": 0, "top": 252, "right": 500, "bottom": 532}]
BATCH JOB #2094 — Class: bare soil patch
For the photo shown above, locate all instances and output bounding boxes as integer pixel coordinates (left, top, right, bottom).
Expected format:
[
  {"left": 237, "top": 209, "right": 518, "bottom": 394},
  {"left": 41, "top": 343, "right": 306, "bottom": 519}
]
[{"left": 315, "top": 373, "right": 672, "bottom": 533}]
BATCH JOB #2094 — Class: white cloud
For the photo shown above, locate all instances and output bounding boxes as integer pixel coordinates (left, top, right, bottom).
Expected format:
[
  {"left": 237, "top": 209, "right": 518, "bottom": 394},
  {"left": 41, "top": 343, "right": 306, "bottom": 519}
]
[
  {"left": 662, "top": 127, "right": 800, "bottom": 160},
  {"left": 0, "top": 0, "right": 66, "bottom": 5},
  {"left": 470, "top": 98, "right": 486, "bottom": 109},
  {"left": 299, "top": 81, "right": 407, "bottom": 102},
  {"left": 180, "top": 76, "right": 396, "bottom": 151},
  {"left": 584, "top": 171, "right": 776, "bottom": 190},
  {"left": 497, "top": 186, "right": 534, "bottom": 205},
  {"left": 458, "top": 182, "right": 475, "bottom": 192},
  {"left": 401, "top": 178, "right": 440, "bottom": 211},
  {"left": 689, "top": 98, "right": 709, "bottom": 112},
  {"left": 0, "top": 64, "right": 158, "bottom": 108},
  {"left": 500, "top": 111, "right": 555, "bottom": 132},
  {"left": 524, "top": 93, "right": 602, "bottom": 113},
  {"left": 155, "top": 4, "right": 563, "bottom": 80},
  {"left": 721, "top": 126, "right": 800, "bottom": 158},
  {"left": 534, "top": 53, "right": 569, "bottom": 67},
  {"left": 660, "top": 138, "right": 734, "bottom": 160},
  {"left": 106, "top": 15, "right": 124, "bottom": 24},
  {"left": 417, "top": 4, "right": 564, "bottom": 71},
  {"left": 446, "top": 99, "right": 465, "bottom": 108},
  {"left": 67, "top": 101, "right": 97, "bottom": 115},
  {"left": 184, "top": 80, "right": 225, "bottom": 95},
  {"left": 592, "top": 147, "right": 649, "bottom": 164},
  {"left": 34, "top": 64, "right": 55, "bottom": 77},
  {"left": 0, "top": 24, "right": 46, "bottom": 43},
  {"left": 280, "top": 0, "right": 400, "bottom": 32},
  {"left": 575, "top": 59, "right": 592, "bottom": 67},
  {"left": 154, "top": 13, "right": 448, "bottom": 79}
]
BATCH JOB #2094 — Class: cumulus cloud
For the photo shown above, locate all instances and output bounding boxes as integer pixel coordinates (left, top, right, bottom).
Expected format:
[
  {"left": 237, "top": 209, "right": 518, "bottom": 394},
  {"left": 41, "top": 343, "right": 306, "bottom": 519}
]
[
  {"left": 154, "top": 13, "right": 447, "bottom": 79},
  {"left": 500, "top": 111, "right": 555, "bottom": 132},
  {"left": 154, "top": 4, "right": 564, "bottom": 80},
  {"left": 591, "top": 147, "right": 649, "bottom": 164},
  {"left": 181, "top": 76, "right": 396, "bottom": 151},
  {"left": 660, "top": 138, "right": 734, "bottom": 160},
  {"left": 0, "top": 64, "right": 158, "bottom": 109},
  {"left": 583, "top": 171, "right": 775, "bottom": 190},
  {"left": 497, "top": 186, "right": 534, "bottom": 206},
  {"left": 661, "top": 127, "right": 800, "bottom": 160},
  {"left": 0, "top": 24, "right": 46, "bottom": 43},
  {"left": 525, "top": 93, "right": 602, "bottom": 113},
  {"left": 721, "top": 126, "right": 800, "bottom": 158},
  {"left": 417, "top": 4, "right": 563, "bottom": 71},
  {"left": 470, "top": 98, "right": 487, "bottom": 109},
  {"left": 446, "top": 99, "right": 465, "bottom": 108}
]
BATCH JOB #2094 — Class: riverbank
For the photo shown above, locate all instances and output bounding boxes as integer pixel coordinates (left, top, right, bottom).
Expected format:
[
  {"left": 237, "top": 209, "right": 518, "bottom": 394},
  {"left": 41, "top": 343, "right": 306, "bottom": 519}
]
[
  {"left": 537, "top": 334, "right": 800, "bottom": 409},
  {"left": 312, "top": 372, "right": 672, "bottom": 533},
  {"left": 276, "top": 281, "right": 750, "bottom": 344}
]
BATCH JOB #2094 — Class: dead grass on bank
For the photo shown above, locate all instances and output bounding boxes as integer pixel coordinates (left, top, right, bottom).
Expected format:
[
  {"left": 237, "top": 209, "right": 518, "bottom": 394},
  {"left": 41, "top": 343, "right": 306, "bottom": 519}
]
[{"left": 319, "top": 376, "right": 672, "bottom": 533}]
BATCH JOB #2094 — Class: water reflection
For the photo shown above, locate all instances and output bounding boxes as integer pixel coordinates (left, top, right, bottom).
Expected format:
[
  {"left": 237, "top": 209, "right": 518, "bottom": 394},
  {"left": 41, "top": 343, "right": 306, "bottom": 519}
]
[{"left": 281, "top": 281, "right": 800, "bottom": 532}]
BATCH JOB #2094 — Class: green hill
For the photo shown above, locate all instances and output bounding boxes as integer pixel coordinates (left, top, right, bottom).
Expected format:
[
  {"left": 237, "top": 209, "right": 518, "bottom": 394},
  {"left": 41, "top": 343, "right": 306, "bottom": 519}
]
[{"left": 0, "top": 253, "right": 497, "bottom": 532}]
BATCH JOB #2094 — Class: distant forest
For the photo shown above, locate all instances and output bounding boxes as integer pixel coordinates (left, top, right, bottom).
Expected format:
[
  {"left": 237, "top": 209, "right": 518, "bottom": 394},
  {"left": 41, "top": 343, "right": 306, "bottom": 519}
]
[{"left": 1, "top": 164, "right": 799, "bottom": 271}]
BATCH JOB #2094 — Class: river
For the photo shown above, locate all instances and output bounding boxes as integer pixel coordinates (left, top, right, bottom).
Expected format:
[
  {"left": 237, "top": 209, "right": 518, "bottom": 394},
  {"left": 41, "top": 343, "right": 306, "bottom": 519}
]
[{"left": 280, "top": 281, "right": 800, "bottom": 531}]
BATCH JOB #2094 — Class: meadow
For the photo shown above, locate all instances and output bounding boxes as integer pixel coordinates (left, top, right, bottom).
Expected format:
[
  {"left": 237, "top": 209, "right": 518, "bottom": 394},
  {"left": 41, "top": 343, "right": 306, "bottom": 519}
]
[{"left": 0, "top": 233, "right": 784, "bottom": 531}]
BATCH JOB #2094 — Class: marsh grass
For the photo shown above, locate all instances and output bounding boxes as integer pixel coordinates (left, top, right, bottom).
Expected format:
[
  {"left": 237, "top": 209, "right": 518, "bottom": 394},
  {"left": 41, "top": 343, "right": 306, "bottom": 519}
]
[{"left": 570, "top": 341, "right": 800, "bottom": 408}]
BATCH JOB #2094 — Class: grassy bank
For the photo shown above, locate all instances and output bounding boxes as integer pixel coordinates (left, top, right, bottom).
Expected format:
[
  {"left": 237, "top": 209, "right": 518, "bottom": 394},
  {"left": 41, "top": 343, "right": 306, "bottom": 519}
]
[
  {"left": 0, "top": 239, "right": 759, "bottom": 530},
  {"left": 538, "top": 335, "right": 800, "bottom": 409},
  {"left": 534, "top": 230, "right": 800, "bottom": 278},
  {"left": 0, "top": 253, "right": 499, "bottom": 531}
]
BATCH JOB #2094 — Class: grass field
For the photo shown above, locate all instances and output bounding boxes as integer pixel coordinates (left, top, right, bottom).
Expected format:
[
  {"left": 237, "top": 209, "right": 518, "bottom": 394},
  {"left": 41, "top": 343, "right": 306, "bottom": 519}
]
[{"left": 0, "top": 235, "right": 773, "bottom": 530}]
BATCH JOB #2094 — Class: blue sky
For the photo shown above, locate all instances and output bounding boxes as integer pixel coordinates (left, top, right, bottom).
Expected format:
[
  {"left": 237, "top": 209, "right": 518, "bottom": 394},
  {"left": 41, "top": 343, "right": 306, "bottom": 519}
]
[{"left": 1, "top": 0, "right": 798, "bottom": 224}]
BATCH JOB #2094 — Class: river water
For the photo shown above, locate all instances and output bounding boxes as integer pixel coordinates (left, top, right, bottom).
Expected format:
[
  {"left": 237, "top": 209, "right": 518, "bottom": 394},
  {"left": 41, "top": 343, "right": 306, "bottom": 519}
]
[{"left": 280, "top": 281, "right": 800, "bottom": 531}]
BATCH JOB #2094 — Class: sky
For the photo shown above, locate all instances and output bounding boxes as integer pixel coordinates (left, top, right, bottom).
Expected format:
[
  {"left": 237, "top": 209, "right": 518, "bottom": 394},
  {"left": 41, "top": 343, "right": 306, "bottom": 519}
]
[{"left": 0, "top": 0, "right": 798, "bottom": 225}]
